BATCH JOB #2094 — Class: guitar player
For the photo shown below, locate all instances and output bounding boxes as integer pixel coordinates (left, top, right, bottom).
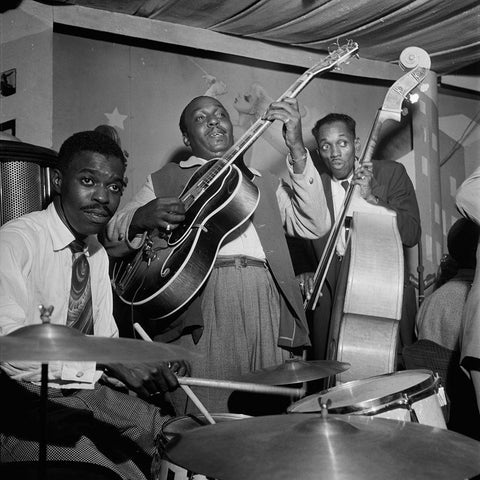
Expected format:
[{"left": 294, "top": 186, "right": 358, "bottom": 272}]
[{"left": 104, "top": 95, "right": 331, "bottom": 415}]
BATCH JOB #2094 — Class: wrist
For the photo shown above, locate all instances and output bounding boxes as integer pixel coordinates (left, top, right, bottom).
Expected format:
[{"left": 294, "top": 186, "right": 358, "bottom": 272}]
[{"left": 288, "top": 147, "right": 308, "bottom": 166}]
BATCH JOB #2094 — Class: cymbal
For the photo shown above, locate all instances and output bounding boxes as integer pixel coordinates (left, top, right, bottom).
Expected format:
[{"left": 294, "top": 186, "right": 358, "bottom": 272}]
[
  {"left": 165, "top": 414, "right": 480, "bottom": 480},
  {"left": 0, "top": 323, "right": 200, "bottom": 362},
  {"left": 232, "top": 359, "right": 350, "bottom": 385}
]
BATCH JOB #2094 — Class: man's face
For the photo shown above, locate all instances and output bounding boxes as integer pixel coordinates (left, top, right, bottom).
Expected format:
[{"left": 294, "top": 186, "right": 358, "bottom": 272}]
[
  {"left": 315, "top": 121, "right": 359, "bottom": 180},
  {"left": 182, "top": 97, "right": 234, "bottom": 160},
  {"left": 52, "top": 151, "right": 125, "bottom": 237}
]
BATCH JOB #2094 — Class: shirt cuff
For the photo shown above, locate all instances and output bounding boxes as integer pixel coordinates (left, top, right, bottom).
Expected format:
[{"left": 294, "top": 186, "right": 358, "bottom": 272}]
[{"left": 286, "top": 148, "right": 311, "bottom": 176}]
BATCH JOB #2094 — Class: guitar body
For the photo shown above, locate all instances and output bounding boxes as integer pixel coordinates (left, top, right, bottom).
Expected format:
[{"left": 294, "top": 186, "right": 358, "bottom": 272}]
[{"left": 113, "top": 161, "right": 259, "bottom": 319}]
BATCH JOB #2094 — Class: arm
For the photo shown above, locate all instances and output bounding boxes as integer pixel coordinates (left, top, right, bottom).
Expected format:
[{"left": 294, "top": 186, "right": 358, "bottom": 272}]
[
  {"left": 457, "top": 167, "right": 480, "bottom": 414},
  {"left": 104, "top": 176, "right": 185, "bottom": 257},
  {"left": 354, "top": 161, "right": 421, "bottom": 247},
  {"left": 262, "top": 99, "right": 330, "bottom": 238}
]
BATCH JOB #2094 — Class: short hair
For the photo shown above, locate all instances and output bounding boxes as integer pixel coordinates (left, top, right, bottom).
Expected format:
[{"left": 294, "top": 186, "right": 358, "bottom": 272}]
[
  {"left": 57, "top": 131, "right": 127, "bottom": 173},
  {"left": 311, "top": 113, "right": 356, "bottom": 140},
  {"left": 447, "top": 217, "right": 479, "bottom": 268},
  {"left": 179, "top": 96, "right": 226, "bottom": 136}
]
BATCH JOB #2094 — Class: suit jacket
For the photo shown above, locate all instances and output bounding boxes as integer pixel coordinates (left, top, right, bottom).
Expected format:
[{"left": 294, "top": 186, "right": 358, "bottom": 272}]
[{"left": 288, "top": 158, "right": 421, "bottom": 275}]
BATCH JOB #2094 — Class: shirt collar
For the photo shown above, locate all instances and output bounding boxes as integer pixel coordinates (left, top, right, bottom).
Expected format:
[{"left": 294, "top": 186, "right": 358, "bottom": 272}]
[
  {"left": 46, "top": 202, "right": 94, "bottom": 253},
  {"left": 179, "top": 155, "right": 261, "bottom": 177},
  {"left": 331, "top": 159, "right": 360, "bottom": 184}
]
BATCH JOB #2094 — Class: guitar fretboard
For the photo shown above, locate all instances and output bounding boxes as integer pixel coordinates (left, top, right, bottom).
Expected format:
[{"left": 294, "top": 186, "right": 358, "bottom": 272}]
[{"left": 180, "top": 41, "right": 359, "bottom": 209}]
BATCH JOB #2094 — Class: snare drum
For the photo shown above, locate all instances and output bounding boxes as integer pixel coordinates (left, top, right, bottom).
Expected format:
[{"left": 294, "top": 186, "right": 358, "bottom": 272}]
[
  {"left": 151, "top": 413, "right": 250, "bottom": 480},
  {"left": 287, "top": 369, "right": 447, "bottom": 428}
]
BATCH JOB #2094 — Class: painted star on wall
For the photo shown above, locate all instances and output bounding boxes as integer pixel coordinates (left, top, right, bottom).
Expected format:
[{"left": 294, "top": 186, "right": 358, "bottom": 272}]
[{"left": 104, "top": 107, "right": 128, "bottom": 130}]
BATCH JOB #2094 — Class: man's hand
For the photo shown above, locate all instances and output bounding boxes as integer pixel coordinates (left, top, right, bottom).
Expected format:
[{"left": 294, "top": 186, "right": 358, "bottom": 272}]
[
  {"left": 130, "top": 197, "right": 186, "bottom": 237},
  {"left": 263, "top": 98, "right": 307, "bottom": 172},
  {"left": 353, "top": 161, "right": 377, "bottom": 203},
  {"left": 104, "top": 360, "right": 190, "bottom": 399},
  {"left": 297, "top": 272, "right": 315, "bottom": 301}
]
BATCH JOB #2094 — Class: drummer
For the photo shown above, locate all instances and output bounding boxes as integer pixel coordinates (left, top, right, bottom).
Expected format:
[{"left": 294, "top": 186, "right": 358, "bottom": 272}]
[{"left": 0, "top": 131, "right": 187, "bottom": 480}]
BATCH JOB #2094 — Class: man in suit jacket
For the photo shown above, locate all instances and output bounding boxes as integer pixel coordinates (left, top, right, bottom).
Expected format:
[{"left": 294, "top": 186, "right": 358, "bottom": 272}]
[{"left": 288, "top": 113, "right": 421, "bottom": 364}]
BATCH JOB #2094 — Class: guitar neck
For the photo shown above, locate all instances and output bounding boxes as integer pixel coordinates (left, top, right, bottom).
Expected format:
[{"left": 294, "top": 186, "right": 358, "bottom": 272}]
[
  {"left": 222, "top": 70, "right": 321, "bottom": 166},
  {"left": 180, "top": 69, "right": 324, "bottom": 206},
  {"left": 180, "top": 41, "right": 359, "bottom": 207}
]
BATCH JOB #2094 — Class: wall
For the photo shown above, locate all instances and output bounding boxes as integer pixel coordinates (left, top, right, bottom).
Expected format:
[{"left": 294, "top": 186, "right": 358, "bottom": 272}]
[
  {"left": 52, "top": 31, "right": 396, "bottom": 203},
  {"left": 0, "top": 1, "right": 53, "bottom": 147}
]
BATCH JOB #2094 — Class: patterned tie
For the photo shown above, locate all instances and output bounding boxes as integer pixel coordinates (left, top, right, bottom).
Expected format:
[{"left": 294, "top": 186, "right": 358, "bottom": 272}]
[{"left": 67, "top": 238, "right": 94, "bottom": 335}]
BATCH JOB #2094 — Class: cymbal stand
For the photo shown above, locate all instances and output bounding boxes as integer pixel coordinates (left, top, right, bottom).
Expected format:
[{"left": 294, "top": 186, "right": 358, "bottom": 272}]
[{"left": 38, "top": 305, "right": 54, "bottom": 480}]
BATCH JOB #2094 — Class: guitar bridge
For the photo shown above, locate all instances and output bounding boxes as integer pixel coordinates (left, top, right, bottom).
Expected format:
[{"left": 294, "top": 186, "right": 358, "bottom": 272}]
[{"left": 193, "top": 223, "right": 208, "bottom": 233}]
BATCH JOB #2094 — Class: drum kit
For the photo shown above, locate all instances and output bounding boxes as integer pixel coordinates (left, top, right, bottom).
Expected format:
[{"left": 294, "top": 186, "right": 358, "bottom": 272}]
[{"left": 1, "top": 314, "right": 480, "bottom": 480}]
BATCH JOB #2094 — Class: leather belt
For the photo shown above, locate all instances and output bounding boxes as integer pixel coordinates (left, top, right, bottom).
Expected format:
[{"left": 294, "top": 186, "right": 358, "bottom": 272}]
[{"left": 214, "top": 255, "right": 268, "bottom": 269}]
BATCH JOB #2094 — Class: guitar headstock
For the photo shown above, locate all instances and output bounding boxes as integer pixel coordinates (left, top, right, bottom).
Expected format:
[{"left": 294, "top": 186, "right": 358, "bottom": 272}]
[{"left": 308, "top": 41, "right": 360, "bottom": 76}]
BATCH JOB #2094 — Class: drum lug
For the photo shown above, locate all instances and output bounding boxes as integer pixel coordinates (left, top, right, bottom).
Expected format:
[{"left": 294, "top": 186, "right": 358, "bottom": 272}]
[{"left": 403, "top": 393, "right": 419, "bottom": 423}]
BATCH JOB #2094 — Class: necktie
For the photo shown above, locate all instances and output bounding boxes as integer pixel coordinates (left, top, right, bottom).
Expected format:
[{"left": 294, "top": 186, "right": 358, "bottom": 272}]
[
  {"left": 67, "top": 239, "right": 94, "bottom": 335},
  {"left": 340, "top": 180, "right": 351, "bottom": 242}
]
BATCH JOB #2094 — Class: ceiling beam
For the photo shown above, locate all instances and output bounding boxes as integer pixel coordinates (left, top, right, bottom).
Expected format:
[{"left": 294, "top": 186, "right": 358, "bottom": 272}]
[{"left": 53, "top": 5, "right": 401, "bottom": 82}]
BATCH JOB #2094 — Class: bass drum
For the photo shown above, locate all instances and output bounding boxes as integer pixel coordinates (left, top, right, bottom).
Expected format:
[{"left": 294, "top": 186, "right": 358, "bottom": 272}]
[
  {"left": 152, "top": 413, "right": 250, "bottom": 480},
  {"left": 287, "top": 370, "right": 447, "bottom": 428}
]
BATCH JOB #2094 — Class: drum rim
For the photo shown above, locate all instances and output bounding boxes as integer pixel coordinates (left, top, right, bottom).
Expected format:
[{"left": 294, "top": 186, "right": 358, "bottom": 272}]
[
  {"left": 160, "top": 413, "right": 251, "bottom": 438},
  {"left": 288, "top": 369, "right": 440, "bottom": 414}
]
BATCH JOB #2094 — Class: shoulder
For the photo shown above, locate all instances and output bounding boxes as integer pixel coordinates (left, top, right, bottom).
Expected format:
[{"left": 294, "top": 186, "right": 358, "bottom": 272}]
[
  {"left": 0, "top": 210, "right": 47, "bottom": 241},
  {"left": 0, "top": 210, "right": 48, "bottom": 262},
  {"left": 372, "top": 159, "right": 407, "bottom": 175}
]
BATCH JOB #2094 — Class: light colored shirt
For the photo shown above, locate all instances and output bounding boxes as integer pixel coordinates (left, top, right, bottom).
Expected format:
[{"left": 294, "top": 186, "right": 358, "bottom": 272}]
[
  {"left": 415, "top": 269, "right": 474, "bottom": 351},
  {"left": 0, "top": 202, "right": 118, "bottom": 387},
  {"left": 109, "top": 152, "right": 330, "bottom": 256},
  {"left": 456, "top": 165, "right": 480, "bottom": 369}
]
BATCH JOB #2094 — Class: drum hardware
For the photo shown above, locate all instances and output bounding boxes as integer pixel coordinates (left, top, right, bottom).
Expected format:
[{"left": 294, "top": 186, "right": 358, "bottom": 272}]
[
  {"left": 287, "top": 370, "right": 448, "bottom": 428},
  {"left": 0, "top": 310, "right": 201, "bottom": 363},
  {"left": 0, "top": 306, "right": 202, "bottom": 480},
  {"left": 152, "top": 413, "right": 251, "bottom": 480},
  {"left": 163, "top": 413, "right": 480, "bottom": 480},
  {"left": 233, "top": 358, "right": 350, "bottom": 385}
]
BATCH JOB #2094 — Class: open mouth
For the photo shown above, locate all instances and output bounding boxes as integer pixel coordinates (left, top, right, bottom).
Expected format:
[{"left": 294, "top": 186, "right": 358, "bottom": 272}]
[
  {"left": 330, "top": 160, "right": 344, "bottom": 169},
  {"left": 209, "top": 129, "right": 226, "bottom": 138}
]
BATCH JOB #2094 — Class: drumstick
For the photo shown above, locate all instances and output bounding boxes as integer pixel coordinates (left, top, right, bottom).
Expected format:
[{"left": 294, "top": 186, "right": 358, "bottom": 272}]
[
  {"left": 178, "top": 377, "right": 305, "bottom": 398},
  {"left": 133, "top": 323, "right": 216, "bottom": 425}
]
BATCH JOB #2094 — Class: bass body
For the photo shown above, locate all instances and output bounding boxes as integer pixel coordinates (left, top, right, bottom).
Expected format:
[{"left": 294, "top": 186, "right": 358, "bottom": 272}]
[{"left": 113, "top": 160, "right": 259, "bottom": 319}]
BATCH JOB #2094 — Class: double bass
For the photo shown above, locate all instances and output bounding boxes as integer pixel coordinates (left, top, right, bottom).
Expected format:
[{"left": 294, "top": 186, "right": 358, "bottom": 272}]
[{"left": 306, "top": 47, "right": 431, "bottom": 383}]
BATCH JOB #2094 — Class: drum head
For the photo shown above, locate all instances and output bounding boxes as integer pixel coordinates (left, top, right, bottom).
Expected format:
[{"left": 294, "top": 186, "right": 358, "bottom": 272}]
[
  {"left": 161, "top": 413, "right": 250, "bottom": 442},
  {"left": 288, "top": 370, "right": 436, "bottom": 414}
]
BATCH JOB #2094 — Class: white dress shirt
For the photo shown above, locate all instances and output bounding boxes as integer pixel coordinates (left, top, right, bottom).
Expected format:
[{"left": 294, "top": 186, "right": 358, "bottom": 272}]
[
  {"left": 0, "top": 202, "right": 118, "bottom": 387},
  {"left": 109, "top": 151, "right": 330, "bottom": 257}
]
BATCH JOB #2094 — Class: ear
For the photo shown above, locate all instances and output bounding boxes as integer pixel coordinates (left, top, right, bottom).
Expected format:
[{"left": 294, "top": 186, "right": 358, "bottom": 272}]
[
  {"left": 182, "top": 134, "right": 191, "bottom": 148},
  {"left": 354, "top": 137, "right": 361, "bottom": 156},
  {"left": 51, "top": 168, "right": 63, "bottom": 194}
]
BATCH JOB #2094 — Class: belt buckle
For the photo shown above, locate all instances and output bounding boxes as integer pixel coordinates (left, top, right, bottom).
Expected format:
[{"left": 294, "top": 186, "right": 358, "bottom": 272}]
[{"left": 235, "top": 256, "right": 248, "bottom": 268}]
